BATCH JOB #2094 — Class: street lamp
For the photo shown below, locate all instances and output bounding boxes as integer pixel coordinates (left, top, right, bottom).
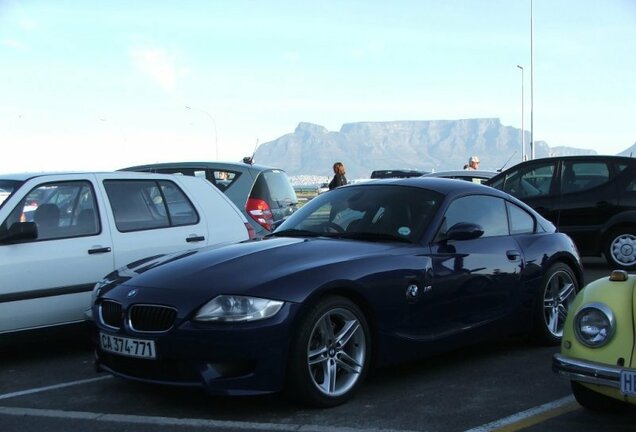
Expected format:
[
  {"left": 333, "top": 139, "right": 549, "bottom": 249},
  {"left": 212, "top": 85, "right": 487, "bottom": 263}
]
[
  {"left": 185, "top": 106, "right": 218, "bottom": 160},
  {"left": 516, "top": 65, "right": 525, "bottom": 162},
  {"left": 530, "top": 0, "right": 534, "bottom": 160}
]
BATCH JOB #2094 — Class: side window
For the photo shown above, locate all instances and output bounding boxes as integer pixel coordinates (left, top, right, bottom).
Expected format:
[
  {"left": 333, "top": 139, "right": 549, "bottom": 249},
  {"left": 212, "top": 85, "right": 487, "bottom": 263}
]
[
  {"left": 619, "top": 163, "right": 636, "bottom": 192},
  {"left": 440, "top": 195, "right": 508, "bottom": 238},
  {"left": 560, "top": 161, "right": 609, "bottom": 194},
  {"left": 211, "top": 170, "right": 238, "bottom": 192},
  {"left": 507, "top": 202, "right": 535, "bottom": 234},
  {"left": 503, "top": 163, "right": 555, "bottom": 198},
  {"left": 159, "top": 181, "right": 199, "bottom": 226},
  {"left": 104, "top": 180, "right": 198, "bottom": 232},
  {"left": 0, "top": 181, "right": 99, "bottom": 241}
]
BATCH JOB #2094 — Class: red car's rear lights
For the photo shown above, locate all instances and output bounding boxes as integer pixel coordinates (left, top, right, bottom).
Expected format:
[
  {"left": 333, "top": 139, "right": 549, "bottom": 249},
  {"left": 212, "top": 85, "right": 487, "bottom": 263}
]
[{"left": 246, "top": 198, "right": 274, "bottom": 231}]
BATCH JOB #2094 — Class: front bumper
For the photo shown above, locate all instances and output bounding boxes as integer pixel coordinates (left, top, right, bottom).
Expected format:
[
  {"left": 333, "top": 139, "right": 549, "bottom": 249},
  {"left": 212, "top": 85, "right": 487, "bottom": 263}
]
[
  {"left": 93, "top": 303, "right": 297, "bottom": 396},
  {"left": 552, "top": 353, "right": 628, "bottom": 389}
]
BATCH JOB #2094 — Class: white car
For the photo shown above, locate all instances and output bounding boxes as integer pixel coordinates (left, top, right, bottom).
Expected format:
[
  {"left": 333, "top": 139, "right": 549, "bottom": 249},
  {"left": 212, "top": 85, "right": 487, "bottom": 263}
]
[{"left": 0, "top": 172, "right": 254, "bottom": 338}]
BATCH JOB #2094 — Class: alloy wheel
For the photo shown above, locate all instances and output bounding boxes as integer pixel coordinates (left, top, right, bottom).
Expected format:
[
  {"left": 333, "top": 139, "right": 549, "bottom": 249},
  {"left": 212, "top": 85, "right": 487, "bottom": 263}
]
[{"left": 306, "top": 307, "right": 367, "bottom": 397}]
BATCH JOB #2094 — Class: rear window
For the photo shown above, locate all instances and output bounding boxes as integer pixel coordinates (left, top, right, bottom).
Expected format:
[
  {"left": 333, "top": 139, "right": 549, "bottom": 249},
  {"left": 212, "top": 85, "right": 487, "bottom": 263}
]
[{"left": 251, "top": 170, "right": 298, "bottom": 208}]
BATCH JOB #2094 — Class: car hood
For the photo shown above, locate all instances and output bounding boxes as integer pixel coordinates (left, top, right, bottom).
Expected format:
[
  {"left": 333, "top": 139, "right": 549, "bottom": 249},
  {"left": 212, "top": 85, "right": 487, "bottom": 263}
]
[{"left": 104, "top": 237, "right": 413, "bottom": 305}]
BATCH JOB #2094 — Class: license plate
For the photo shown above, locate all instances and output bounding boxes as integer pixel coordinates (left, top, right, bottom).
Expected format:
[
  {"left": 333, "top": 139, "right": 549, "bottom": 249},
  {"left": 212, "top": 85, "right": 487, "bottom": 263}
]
[
  {"left": 100, "top": 332, "right": 156, "bottom": 360},
  {"left": 620, "top": 370, "right": 636, "bottom": 396}
]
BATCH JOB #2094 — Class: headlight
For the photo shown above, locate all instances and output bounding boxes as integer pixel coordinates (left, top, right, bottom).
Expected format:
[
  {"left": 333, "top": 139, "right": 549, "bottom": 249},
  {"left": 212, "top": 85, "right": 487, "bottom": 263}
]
[
  {"left": 194, "top": 295, "right": 284, "bottom": 322},
  {"left": 574, "top": 302, "right": 616, "bottom": 348}
]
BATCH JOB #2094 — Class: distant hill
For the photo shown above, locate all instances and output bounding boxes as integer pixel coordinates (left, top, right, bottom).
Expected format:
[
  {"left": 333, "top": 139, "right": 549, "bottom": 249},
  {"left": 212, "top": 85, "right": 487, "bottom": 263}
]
[
  {"left": 618, "top": 143, "right": 636, "bottom": 157},
  {"left": 253, "top": 118, "right": 601, "bottom": 180}
]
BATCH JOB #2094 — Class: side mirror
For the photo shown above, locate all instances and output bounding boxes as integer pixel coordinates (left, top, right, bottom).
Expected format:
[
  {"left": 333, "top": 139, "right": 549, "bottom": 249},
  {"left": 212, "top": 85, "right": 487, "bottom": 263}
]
[
  {"left": 446, "top": 222, "right": 484, "bottom": 241},
  {"left": 0, "top": 222, "right": 38, "bottom": 244}
]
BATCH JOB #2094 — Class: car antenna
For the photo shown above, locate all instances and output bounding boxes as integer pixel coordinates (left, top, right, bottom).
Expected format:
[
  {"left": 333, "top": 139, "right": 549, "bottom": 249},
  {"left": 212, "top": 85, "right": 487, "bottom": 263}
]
[
  {"left": 497, "top": 151, "right": 517, "bottom": 172},
  {"left": 242, "top": 138, "right": 259, "bottom": 165}
]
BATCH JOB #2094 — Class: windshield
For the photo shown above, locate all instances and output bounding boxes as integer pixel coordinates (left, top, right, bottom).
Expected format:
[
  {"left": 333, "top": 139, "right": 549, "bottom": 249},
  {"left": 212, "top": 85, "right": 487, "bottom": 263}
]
[{"left": 274, "top": 185, "right": 442, "bottom": 243}]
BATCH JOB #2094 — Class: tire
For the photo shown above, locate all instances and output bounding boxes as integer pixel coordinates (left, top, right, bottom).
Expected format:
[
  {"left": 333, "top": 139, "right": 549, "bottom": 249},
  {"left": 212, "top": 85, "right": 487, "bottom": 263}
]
[
  {"left": 604, "top": 228, "right": 636, "bottom": 270},
  {"left": 286, "top": 296, "right": 371, "bottom": 408},
  {"left": 571, "top": 381, "right": 628, "bottom": 412},
  {"left": 533, "top": 263, "right": 579, "bottom": 345}
]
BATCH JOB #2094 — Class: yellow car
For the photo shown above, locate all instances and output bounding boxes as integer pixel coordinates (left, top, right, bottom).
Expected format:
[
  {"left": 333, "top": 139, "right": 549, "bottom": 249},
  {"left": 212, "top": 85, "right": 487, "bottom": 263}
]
[{"left": 553, "top": 270, "right": 636, "bottom": 411}]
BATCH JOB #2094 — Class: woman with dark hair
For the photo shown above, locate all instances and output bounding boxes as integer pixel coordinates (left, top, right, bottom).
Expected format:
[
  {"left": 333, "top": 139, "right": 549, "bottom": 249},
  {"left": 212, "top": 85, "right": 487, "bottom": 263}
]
[{"left": 328, "top": 162, "right": 348, "bottom": 190}]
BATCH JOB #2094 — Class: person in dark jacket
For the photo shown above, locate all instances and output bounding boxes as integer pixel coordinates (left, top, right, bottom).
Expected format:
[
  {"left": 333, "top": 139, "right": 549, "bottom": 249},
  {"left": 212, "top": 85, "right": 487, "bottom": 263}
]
[{"left": 328, "top": 162, "right": 348, "bottom": 190}]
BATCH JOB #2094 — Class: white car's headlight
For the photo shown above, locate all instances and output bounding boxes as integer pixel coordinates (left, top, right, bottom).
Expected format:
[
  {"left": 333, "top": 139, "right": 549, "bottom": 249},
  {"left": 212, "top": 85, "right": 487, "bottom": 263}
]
[
  {"left": 574, "top": 302, "right": 616, "bottom": 348},
  {"left": 194, "top": 295, "right": 284, "bottom": 322}
]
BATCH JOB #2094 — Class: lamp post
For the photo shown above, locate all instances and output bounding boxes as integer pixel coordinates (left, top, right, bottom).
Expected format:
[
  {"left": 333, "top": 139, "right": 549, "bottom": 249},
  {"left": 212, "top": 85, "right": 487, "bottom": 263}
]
[
  {"left": 516, "top": 65, "right": 525, "bottom": 162},
  {"left": 530, "top": 0, "right": 534, "bottom": 160},
  {"left": 185, "top": 106, "right": 218, "bottom": 160}
]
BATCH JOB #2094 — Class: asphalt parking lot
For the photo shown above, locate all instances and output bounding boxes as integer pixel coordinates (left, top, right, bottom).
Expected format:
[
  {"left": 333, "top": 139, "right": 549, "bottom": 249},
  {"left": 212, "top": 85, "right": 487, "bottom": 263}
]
[{"left": 1, "top": 258, "right": 634, "bottom": 432}]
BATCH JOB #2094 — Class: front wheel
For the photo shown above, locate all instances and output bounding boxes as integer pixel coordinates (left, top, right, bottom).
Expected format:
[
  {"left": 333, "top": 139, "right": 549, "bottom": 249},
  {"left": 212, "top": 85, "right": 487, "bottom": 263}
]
[
  {"left": 533, "top": 263, "right": 579, "bottom": 345},
  {"left": 286, "top": 296, "right": 371, "bottom": 408},
  {"left": 604, "top": 228, "right": 636, "bottom": 270}
]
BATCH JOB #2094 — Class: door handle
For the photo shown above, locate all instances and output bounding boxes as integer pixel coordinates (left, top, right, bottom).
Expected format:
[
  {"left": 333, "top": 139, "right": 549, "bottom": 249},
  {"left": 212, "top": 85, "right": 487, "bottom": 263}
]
[
  {"left": 186, "top": 235, "right": 205, "bottom": 243},
  {"left": 88, "top": 246, "right": 112, "bottom": 254}
]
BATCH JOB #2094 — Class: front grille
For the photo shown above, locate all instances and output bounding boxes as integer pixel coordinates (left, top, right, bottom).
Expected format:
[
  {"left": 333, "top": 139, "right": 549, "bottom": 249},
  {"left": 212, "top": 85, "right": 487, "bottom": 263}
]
[
  {"left": 129, "top": 304, "right": 177, "bottom": 332},
  {"left": 100, "top": 300, "right": 122, "bottom": 329}
]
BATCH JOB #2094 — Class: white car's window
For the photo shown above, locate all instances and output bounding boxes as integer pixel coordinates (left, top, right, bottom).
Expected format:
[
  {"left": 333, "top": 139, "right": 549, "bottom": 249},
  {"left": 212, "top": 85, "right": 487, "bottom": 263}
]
[
  {"left": 104, "top": 180, "right": 199, "bottom": 232},
  {"left": 1, "top": 181, "right": 99, "bottom": 241}
]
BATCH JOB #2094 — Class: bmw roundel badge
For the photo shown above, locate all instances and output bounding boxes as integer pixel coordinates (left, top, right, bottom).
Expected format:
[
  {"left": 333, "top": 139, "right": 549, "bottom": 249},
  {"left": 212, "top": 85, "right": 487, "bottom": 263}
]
[{"left": 127, "top": 288, "right": 138, "bottom": 298}]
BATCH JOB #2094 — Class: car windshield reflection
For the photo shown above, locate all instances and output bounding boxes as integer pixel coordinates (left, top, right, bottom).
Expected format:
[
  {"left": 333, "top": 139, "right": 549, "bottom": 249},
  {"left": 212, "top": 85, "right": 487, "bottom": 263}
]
[{"left": 274, "top": 184, "right": 442, "bottom": 243}]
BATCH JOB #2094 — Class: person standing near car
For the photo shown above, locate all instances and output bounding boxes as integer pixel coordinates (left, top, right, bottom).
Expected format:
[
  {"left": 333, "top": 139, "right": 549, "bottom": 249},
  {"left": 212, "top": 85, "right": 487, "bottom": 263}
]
[
  {"left": 328, "top": 162, "right": 348, "bottom": 190},
  {"left": 465, "top": 156, "right": 480, "bottom": 171}
]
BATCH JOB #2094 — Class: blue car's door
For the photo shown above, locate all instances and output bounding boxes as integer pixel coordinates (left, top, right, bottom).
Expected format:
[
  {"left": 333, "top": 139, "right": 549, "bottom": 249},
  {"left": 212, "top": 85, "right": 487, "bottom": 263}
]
[{"left": 404, "top": 195, "right": 525, "bottom": 343}]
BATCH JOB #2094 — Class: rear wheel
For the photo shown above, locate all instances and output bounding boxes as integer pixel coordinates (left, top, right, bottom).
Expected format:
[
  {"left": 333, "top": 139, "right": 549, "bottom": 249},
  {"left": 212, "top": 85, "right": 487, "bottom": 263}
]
[
  {"left": 604, "top": 228, "right": 636, "bottom": 270},
  {"left": 286, "top": 296, "right": 371, "bottom": 408},
  {"left": 533, "top": 263, "right": 579, "bottom": 345},
  {"left": 571, "top": 381, "right": 628, "bottom": 412}
]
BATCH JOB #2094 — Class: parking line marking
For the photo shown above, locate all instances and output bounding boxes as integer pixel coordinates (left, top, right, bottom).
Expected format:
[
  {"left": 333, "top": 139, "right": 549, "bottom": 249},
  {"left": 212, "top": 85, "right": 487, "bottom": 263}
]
[
  {"left": 0, "top": 406, "right": 425, "bottom": 432},
  {"left": 0, "top": 376, "right": 112, "bottom": 400},
  {"left": 463, "top": 395, "right": 579, "bottom": 432}
]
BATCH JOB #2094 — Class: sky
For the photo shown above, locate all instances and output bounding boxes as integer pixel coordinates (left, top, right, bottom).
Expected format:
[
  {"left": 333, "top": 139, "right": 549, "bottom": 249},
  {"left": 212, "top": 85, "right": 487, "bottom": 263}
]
[{"left": 1, "top": 0, "right": 635, "bottom": 173}]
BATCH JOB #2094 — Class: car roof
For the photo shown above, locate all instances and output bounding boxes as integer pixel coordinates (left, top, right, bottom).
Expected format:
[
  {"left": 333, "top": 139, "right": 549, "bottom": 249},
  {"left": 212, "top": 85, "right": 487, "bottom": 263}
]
[
  {"left": 0, "top": 171, "right": 196, "bottom": 181},
  {"left": 350, "top": 175, "right": 496, "bottom": 194},
  {"left": 422, "top": 170, "right": 497, "bottom": 178},
  {"left": 120, "top": 160, "right": 286, "bottom": 174}
]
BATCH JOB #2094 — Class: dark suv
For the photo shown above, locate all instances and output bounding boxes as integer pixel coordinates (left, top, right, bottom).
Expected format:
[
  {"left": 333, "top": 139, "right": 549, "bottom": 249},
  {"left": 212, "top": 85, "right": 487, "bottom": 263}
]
[
  {"left": 121, "top": 161, "right": 299, "bottom": 237},
  {"left": 486, "top": 155, "right": 636, "bottom": 269}
]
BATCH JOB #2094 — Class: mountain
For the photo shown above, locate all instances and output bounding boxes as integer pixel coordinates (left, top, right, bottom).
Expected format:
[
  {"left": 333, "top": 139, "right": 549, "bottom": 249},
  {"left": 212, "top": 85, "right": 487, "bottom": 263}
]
[
  {"left": 618, "top": 143, "right": 636, "bottom": 157},
  {"left": 253, "top": 118, "right": 599, "bottom": 180}
]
